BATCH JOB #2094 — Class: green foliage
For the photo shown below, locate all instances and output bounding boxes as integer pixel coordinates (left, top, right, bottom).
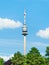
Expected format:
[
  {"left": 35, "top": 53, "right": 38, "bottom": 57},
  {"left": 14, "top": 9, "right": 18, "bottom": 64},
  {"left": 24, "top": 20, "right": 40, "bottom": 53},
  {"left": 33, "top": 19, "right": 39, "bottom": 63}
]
[
  {"left": 45, "top": 46, "right": 49, "bottom": 56},
  {"left": 11, "top": 51, "right": 24, "bottom": 65},
  {"left": 0, "top": 46, "right": 49, "bottom": 65},
  {"left": 29, "top": 47, "right": 40, "bottom": 54},
  {"left": 0, "top": 58, "right": 4, "bottom": 65},
  {"left": 27, "top": 47, "right": 46, "bottom": 65},
  {"left": 45, "top": 46, "right": 49, "bottom": 65},
  {"left": 11, "top": 47, "right": 49, "bottom": 65}
]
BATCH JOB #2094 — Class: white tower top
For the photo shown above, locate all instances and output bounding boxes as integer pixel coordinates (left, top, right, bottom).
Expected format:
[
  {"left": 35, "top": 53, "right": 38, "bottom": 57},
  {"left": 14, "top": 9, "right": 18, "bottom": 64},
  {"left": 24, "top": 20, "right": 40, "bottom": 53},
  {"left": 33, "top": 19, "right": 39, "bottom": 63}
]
[{"left": 22, "top": 10, "right": 28, "bottom": 36}]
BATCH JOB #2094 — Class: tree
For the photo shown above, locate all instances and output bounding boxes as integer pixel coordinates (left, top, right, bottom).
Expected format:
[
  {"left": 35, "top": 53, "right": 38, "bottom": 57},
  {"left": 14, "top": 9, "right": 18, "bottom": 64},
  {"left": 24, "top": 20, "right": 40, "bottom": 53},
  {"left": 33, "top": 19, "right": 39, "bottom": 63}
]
[
  {"left": 45, "top": 46, "right": 49, "bottom": 56},
  {"left": 45, "top": 58, "right": 49, "bottom": 65},
  {"left": 0, "top": 58, "right": 4, "bottom": 65},
  {"left": 27, "top": 47, "right": 45, "bottom": 65},
  {"left": 45, "top": 46, "right": 49, "bottom": 65},
  {"left": 11, "top": 51, "right": 24, "bottom": 65},
  {"left": 10, "top": 47, "right": 48, "bottom": 65},
  {"left": 28, "top": 47, "right": 40, "bottom": 56}
]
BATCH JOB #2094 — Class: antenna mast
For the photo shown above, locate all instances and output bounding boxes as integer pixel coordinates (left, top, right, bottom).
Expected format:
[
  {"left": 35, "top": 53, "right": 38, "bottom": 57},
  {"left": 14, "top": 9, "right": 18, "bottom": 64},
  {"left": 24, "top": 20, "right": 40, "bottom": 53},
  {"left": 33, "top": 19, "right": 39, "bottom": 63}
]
[{"left": 24, "top": 9, "right": 26, "bottom": 25}]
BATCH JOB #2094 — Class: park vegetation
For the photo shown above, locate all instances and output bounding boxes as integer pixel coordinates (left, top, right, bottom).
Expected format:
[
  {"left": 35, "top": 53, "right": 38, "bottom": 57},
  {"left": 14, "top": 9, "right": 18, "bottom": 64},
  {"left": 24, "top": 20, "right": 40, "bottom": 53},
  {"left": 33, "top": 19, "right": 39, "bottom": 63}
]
[{"left": 0, "top": 46, "right": 49, "bottom": 65}]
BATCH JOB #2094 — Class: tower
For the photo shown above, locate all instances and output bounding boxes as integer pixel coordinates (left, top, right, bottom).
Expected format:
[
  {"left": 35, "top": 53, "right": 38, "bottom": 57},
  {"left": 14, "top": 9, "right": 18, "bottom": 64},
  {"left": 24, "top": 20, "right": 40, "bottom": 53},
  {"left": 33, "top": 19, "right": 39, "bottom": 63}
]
[{"left": 22, "top": 10, "right": 28, "bottom": 55}]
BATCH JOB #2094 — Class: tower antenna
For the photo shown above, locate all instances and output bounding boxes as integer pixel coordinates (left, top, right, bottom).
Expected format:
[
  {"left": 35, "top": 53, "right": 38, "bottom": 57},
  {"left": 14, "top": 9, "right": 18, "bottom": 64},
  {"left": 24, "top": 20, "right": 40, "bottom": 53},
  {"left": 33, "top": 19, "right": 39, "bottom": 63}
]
[{"left": 24, "top": 9, "right": 26, "bottom": 25}]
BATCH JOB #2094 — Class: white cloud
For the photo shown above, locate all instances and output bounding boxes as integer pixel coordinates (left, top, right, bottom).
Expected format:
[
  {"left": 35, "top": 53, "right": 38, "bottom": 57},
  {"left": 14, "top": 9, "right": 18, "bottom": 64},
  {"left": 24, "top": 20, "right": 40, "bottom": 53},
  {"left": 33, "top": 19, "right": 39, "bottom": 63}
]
[
  {"left": 36, "top": 27, "right": 49, "bottom": 39},
  {"left": 0, "top": 18, "right": 22, "bottom": 29},
  {"left": 0, "top": 54, "right": 13, "bottom": 61}
]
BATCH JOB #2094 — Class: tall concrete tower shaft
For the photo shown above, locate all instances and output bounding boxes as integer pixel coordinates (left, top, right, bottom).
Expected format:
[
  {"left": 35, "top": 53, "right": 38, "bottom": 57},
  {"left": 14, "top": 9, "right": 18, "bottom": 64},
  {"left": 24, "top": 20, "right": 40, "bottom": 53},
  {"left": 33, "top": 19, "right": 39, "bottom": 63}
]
[
  {"left": 24, "top": 36, "right": 26, "bottom": 55},
  {"left": 22, "top": 10, "right": 28, "bottom": 56}
]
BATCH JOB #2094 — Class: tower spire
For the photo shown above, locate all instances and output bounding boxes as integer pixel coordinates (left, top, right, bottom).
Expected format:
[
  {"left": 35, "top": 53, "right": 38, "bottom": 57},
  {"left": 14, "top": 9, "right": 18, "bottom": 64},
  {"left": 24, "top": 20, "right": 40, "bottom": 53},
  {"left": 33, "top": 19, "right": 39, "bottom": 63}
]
[{"left": 24, "top": 9, "right": 26, "bottom": 25}]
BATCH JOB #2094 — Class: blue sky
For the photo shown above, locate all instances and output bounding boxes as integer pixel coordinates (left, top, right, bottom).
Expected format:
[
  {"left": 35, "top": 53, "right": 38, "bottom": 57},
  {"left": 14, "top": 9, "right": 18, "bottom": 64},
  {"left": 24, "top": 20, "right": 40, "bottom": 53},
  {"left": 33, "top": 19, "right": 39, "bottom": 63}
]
[{"left": 0, "top": 0, "right": 49, "bottom": 60}]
